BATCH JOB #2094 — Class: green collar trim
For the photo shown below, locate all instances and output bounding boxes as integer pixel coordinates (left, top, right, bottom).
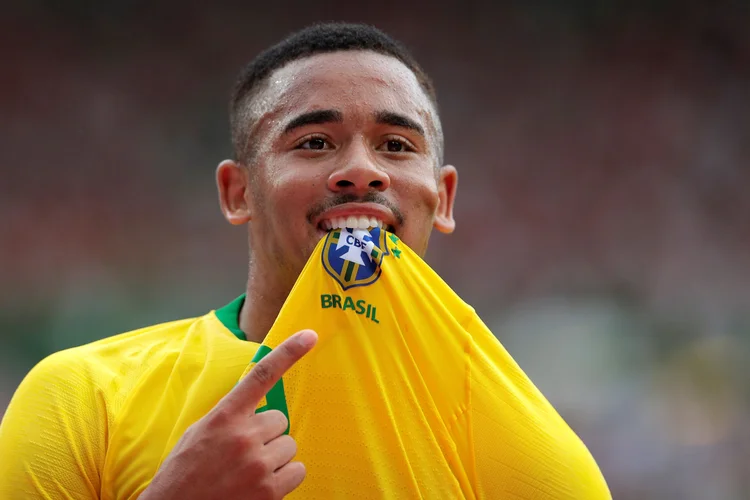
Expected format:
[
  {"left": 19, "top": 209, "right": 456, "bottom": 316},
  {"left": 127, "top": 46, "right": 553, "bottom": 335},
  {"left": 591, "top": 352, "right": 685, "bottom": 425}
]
[{"left": 215, "top": 294, "right": 247, "bottom": 341}]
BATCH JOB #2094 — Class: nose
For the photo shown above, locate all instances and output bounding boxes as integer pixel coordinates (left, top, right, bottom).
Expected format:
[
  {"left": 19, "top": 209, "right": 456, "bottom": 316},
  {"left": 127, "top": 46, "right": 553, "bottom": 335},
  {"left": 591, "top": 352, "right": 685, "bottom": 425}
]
[{"left": 327, "top": 144, "right": 390, "bottom": 195}]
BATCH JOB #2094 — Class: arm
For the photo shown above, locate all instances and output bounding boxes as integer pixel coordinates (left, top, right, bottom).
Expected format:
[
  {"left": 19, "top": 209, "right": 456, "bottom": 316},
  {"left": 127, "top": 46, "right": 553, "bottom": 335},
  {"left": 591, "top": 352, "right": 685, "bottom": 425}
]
[{"left": 0, "top": 351, "right": 106, "bottom": 499}]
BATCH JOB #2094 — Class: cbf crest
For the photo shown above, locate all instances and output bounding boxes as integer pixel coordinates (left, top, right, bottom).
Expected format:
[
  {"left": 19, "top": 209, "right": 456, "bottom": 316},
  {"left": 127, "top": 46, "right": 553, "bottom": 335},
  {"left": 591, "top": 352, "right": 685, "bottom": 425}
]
[{"left": 322, "top": 227, "right": 391, "bottom": 290}]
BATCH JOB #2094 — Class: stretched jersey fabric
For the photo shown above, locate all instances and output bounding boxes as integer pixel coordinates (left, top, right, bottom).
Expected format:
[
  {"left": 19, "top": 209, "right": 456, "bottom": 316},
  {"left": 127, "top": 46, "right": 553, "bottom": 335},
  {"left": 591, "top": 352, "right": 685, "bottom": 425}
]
[
  {"left": 0, "top": 228, "right": 611, "bottom": 499},
  {"left": 243, "top": 227, "right": 610, "bottom": 499}
]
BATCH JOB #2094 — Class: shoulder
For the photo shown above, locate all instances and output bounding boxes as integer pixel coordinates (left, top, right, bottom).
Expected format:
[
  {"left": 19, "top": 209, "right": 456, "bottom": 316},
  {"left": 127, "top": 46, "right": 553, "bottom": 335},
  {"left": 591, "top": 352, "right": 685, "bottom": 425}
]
[
  {"left": 1, "top": 313, "right": 216, "bottom": 453},
  {"left": 0, "top": 312, "right": 229, "bottom": 498},
  {"left": 11, "top": 313, "right": 217, "bottom": 413},
  {"left": 83, "top": 315, "right": 205, "bottom": 357}
]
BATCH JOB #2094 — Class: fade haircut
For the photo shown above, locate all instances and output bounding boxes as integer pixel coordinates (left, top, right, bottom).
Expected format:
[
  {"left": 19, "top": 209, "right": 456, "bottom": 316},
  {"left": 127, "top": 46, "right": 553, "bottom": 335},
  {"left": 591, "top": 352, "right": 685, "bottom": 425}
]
[{"left": 230, "top": 22, "right": 443, "bottom": 165}]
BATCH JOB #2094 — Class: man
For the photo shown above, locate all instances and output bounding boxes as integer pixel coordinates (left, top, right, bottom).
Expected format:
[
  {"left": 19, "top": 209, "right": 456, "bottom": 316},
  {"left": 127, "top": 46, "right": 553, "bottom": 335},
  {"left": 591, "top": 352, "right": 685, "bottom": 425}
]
[{"left": 0, "top": 23, "right": 610, "bottom": 499}]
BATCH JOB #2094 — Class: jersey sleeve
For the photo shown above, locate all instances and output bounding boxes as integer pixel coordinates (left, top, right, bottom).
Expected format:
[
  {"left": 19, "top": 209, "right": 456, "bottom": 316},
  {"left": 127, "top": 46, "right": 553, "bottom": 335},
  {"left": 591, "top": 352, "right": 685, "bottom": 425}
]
[{"left": 0, "top": 350, "right": 107, "bottom": 499}]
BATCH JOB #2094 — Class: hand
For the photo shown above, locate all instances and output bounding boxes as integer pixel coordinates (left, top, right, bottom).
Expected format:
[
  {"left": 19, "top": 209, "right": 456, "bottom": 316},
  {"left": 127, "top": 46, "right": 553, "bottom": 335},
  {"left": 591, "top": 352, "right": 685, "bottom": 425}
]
[{"left": 139, "top": 330, "right": 318, "bottom": 500}]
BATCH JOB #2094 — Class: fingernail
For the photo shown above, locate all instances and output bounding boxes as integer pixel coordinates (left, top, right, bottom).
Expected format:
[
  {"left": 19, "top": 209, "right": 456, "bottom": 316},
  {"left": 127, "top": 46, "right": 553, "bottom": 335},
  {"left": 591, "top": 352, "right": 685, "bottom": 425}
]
[{"left": 298, "top": 330, "right": 318, "bottom": 348}]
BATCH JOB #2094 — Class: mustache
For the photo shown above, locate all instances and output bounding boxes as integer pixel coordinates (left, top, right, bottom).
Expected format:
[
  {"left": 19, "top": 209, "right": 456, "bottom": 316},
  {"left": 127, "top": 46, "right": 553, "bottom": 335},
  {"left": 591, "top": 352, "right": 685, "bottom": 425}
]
[{"left": 307, "top": 192, "right": 405, "bottom": 227}]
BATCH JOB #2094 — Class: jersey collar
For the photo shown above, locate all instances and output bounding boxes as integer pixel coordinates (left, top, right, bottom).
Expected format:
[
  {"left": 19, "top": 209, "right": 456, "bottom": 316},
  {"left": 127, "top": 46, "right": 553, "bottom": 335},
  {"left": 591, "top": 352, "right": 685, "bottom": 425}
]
[{"left": 214, "top": 294, "right": 247, "bottom": 341}]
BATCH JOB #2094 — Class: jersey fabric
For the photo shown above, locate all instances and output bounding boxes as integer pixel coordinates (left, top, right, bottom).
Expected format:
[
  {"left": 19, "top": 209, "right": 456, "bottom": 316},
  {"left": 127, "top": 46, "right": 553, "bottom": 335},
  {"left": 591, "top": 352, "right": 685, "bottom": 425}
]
[
  {"left": 0, "top": 297, "right": 258, "bottom": 500},
  {"left": 0, "top": 227, "right": 611, "bottom": 499}
]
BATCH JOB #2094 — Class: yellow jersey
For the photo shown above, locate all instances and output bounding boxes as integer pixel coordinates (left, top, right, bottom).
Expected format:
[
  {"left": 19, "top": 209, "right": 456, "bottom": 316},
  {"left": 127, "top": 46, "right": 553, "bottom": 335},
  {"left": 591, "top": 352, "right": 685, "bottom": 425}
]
[{"left": 0, "top": 228, "right": 611, "bottom": 499}]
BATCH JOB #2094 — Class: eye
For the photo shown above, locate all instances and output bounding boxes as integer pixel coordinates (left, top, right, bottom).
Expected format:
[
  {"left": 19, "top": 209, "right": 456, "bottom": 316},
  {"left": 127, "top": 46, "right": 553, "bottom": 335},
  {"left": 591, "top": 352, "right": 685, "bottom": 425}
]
[
  {"left": 387, "top": 140, "right": 405, "bottom": 152},
  {"left": 378, "top": 137, "right": 416, "bottom": 153},
  {"left": 296, "top": 136, "right": 332, "bottom": 150}
]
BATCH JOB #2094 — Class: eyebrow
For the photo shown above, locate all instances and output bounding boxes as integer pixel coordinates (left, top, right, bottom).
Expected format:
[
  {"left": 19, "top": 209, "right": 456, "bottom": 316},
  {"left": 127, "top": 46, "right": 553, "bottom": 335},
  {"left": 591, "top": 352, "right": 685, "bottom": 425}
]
[
  {"left": 281, "top": 108, "right": 426, "bottom": 137},
  {"left": 283, "top": 109, "right": 343, "bottom": 134},
  {"left": 374, "top": 111, "right": 425, "bottom": 137}
]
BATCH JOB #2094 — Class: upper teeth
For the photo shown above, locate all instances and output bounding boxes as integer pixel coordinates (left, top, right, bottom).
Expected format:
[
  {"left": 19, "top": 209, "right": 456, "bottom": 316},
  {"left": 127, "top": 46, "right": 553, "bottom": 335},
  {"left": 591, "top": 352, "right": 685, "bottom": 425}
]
[{"left": 321, "top": 216, "right": 385, "bottom": 231}]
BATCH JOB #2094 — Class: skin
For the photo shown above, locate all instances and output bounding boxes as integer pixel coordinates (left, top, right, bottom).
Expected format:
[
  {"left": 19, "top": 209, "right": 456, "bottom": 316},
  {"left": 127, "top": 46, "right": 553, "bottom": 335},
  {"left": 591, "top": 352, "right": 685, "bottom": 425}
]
[
  {"left": 217, "top": 50, "right": 458, "bottom": 344},
  {"left": 142, "top": 50, "right": 458, "bottom": 499}
]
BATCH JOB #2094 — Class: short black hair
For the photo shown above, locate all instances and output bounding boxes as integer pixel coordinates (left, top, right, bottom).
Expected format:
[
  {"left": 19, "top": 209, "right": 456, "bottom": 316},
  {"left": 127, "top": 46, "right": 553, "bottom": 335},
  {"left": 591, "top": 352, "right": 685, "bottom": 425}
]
[{"left": 230, "top": 22, "right": 442, "bottom": 164}]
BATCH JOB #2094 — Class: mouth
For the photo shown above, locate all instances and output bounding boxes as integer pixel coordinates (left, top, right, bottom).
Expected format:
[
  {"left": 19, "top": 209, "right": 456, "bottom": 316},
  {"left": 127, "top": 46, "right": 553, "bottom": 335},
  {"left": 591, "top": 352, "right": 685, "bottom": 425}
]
[
  {"left": 313, "top": 203, "right": 398, "bottom": 235},
  {"left": 318, "top": 216, "right": 394, "bottom": 233}
]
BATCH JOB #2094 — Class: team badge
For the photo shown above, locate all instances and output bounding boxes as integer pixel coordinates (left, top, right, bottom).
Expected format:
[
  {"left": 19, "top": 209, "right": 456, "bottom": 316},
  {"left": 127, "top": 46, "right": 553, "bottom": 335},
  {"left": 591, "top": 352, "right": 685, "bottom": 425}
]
[{"left": 322, "top": 227, "right": 391, "bottom": 290}]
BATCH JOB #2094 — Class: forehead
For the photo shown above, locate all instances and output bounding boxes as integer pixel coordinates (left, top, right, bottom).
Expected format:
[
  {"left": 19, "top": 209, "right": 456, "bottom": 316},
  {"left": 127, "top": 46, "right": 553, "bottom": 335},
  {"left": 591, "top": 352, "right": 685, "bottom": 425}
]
[{"left": 252, "top": 51, "right": 436, "bottom": 132}]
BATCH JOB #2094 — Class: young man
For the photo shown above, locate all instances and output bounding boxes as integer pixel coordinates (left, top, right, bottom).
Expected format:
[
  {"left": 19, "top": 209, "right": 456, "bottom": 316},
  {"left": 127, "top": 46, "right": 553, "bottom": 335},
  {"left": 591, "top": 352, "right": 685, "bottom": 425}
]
[{"left": 0, "top": 23, "right": 611, "bottom": 499}]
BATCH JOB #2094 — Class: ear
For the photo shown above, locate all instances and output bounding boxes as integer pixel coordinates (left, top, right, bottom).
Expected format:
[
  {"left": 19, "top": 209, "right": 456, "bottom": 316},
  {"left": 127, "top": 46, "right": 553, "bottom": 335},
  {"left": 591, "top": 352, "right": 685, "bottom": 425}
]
[
  {"left": 216, "top": 160, "right": 252, "bottom": 225},
  {"left": 433, "top": 165, "right": 458, "bottom": 234}
]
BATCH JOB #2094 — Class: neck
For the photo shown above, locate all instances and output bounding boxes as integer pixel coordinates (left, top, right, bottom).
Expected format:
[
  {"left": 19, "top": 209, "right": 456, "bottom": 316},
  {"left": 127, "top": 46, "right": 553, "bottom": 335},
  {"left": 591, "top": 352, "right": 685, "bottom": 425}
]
[{"left": 238, "top": 262, "right": 295, "bottom": 344}]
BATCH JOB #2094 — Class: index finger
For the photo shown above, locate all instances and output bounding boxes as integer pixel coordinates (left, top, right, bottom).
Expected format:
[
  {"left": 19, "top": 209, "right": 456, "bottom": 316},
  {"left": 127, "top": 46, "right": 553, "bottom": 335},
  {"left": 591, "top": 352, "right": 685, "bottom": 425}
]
[{"left": 220, "top": 330, "right": 318, "bottom": 413}]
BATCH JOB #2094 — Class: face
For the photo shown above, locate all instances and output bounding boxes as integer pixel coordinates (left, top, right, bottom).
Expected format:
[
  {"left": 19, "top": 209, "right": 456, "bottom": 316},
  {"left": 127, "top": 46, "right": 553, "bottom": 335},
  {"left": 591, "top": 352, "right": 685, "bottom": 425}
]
[{"left": 218, "top": 50, "right": 457, "bottom": 289}]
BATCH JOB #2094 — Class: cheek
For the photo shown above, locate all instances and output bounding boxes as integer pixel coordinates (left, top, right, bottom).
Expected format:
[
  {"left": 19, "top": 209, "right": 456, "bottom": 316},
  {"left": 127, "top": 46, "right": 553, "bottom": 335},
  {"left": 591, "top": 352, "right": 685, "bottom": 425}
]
[
  {"left": 263, "top": 165, "right": 326, "bottom": 220},
  {"left": 401, "top": 172, "right": 440, "bottom": 215},
  {"left": 394, "top": 176, "right": 440, "bottom": 254}
]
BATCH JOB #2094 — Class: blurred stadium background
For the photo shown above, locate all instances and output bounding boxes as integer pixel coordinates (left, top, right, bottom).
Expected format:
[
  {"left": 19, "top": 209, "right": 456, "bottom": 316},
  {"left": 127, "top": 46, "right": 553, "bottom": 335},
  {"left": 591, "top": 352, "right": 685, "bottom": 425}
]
[{"left": 2, "top": 1, "right": 750, "bottom": 498}]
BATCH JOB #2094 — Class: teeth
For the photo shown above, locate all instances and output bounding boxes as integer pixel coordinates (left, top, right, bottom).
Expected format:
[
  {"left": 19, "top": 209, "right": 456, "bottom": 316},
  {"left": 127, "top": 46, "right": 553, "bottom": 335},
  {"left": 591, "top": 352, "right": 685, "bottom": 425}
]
[{"left": 322, "top": 216, "right": 388, "bottom": 230}]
